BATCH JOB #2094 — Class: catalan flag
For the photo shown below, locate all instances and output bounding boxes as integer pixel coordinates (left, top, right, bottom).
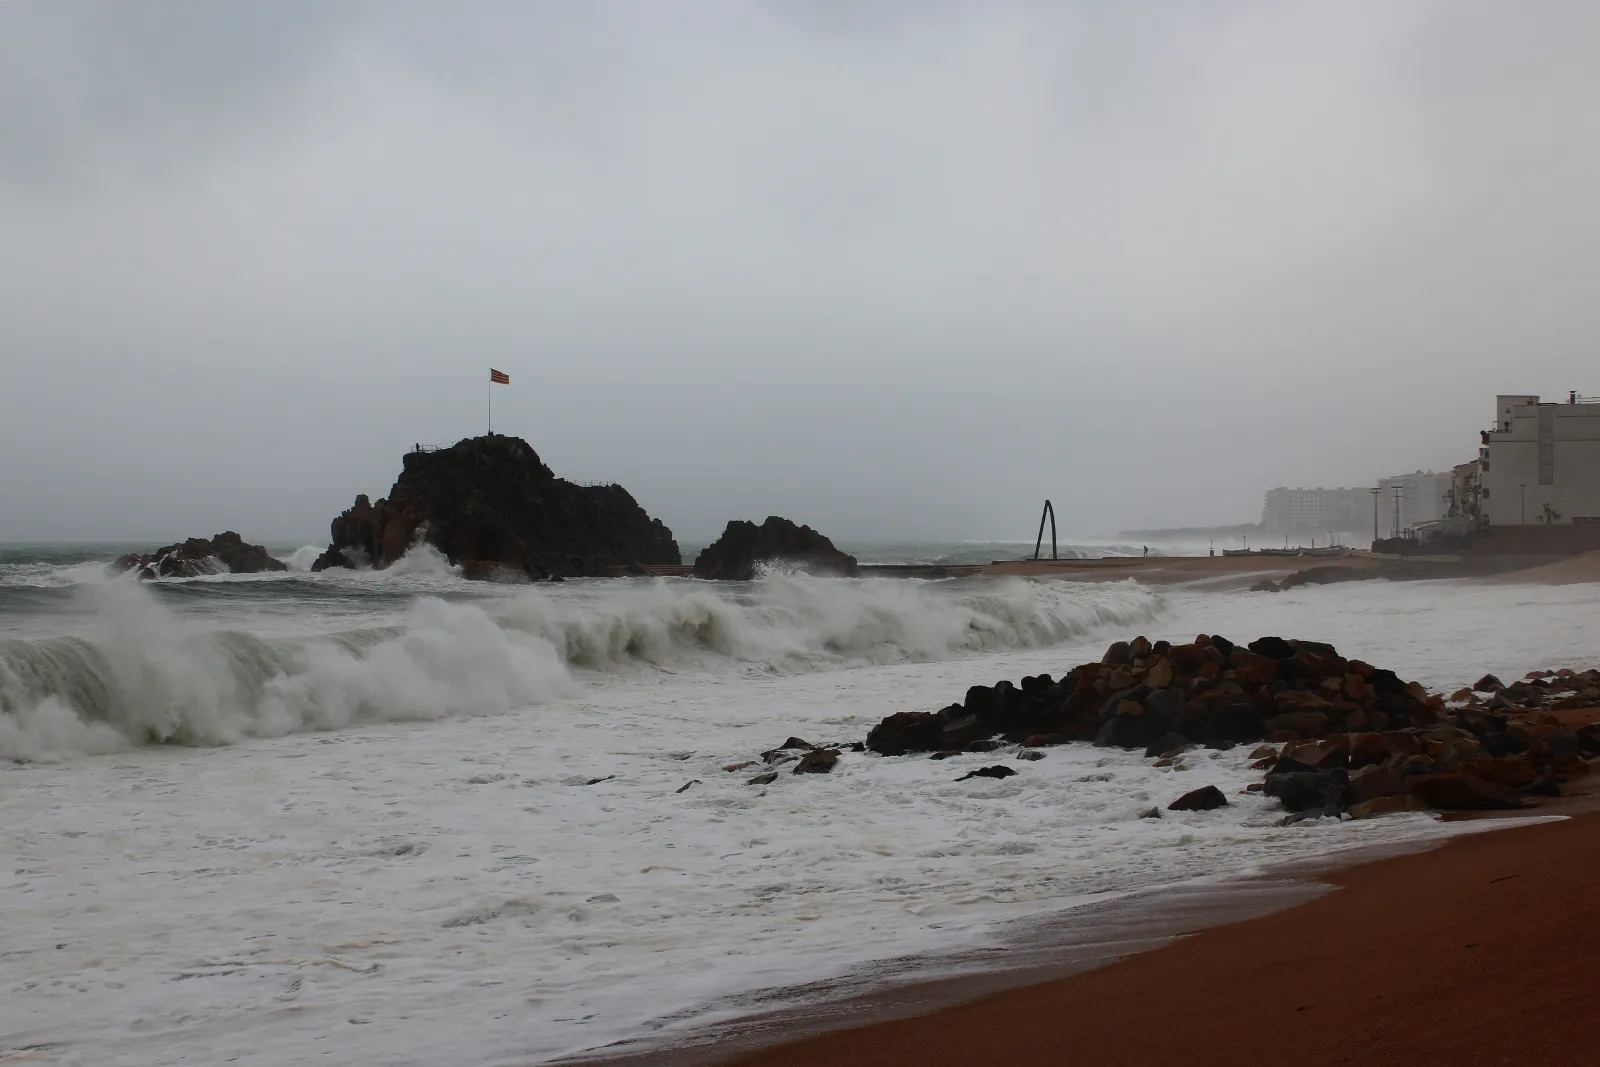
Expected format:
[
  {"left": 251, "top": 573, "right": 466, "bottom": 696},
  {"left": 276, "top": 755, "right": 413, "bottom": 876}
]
[{"left": 490, "top": 368, "right": 510, "bottom": 385}]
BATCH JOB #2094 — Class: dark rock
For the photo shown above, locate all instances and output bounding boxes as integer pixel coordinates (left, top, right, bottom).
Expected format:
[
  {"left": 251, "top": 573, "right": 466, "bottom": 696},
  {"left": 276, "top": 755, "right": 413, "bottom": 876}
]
[
  {"left": 1208, "top": 702, "right": 1267, "bottom": 742},
  {"left": 940, "top": 712, "right": 994, "bottom": 750},
  {"left": 1102, "top": 640, "right": 1133, "bottom": 665},
  {"left": 1521, "top": 773, "right": 1563, "bottom": 798},
  {"left": 1168, "top": 785, "right": 1229, "bottom": 811},
  {"left": 1348, "top": 765, "right": 1407, "bottom": 804},
  {"left": 1472, "top": 673, "right": 1506, "bottom": 692},
  {"left": 1250, "top": 579, "right": 1282, "bottom": 593},
  {"left": 675, "top": 780, "right": 700, "bottom": 793},
  {"left": 956, "top": 765, "right": 1017, "bottom": 781},
  {"left": 866, "top": 711, "right": 943, "bottom": 756},
  {"left": 311, "top": 436, "right": 679, "bottom": 578},
  {"left": 1248, "top": 636, "right": 1295, "bottom": 660},
  {"left": 963, "top": 739, "right": 1004, "bottom": 753},
  {"left": 1094, "top": 714, "right": 1152, "bottom": 750},
  {"left": 1139, "top": 807, "right": 1163, "bottom": 819},
  {"left": 1143, "top": 687, "right": 1186, "bottom": 719},
  {"left": 1144, "top": 732, "right": 1192, "bottom": 758},
  {"left": 1264, "top": 769, "right": 1349, "bottom": 812},
  {"left": 693, "top": 516, "right": 857, "bottom": 580},
  {"left": 747, "top": 771, "right": 779, "bottom": 785},
  {"left": 585, "top": 776, "right": 616, "bottom": 786},
  {"left": 1015, "top": 750, "right": 1046, "bottom": 761},
  {"left": 1348, "top": 795, "right": 1430, "bottom": 819},
  {"left": 793, "top": 749, "right": 839, "bottom": 774},
  {"left": 114, "top": 531, "right": 288, "bottom": 579},
  {"left": 778, "top": 737, "right": 816, "bottom": 751},
  {"left": 928, "top": 750, "right": 961, "bottom": 760},
  {"left": 1203, "top": 739, "right": 1237, "bottom": 752},
  {"left": 1405, "top": 772, "right": 1523, "bottom": 810}
]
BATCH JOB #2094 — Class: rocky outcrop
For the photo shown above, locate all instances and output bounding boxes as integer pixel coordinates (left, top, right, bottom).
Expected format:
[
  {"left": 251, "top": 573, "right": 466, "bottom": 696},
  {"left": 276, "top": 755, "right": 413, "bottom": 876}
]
[
  {"left": 310, "top": 436, "right": 680, "bottom": 579},
  {"left": 693, "top": 517, "right": 857, "bottom": 581},
  {"left": 858, "top": 634, "right": 1600, "bottom": 820},
  {"left": 114, "top": 532, "right": 287, "bottom": 579}
]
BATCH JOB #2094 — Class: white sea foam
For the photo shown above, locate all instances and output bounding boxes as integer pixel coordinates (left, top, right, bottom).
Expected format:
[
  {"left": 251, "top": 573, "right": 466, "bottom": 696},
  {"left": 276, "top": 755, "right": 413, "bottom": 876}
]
[
  {"left": 0, "top": 573, "right": 1162, "bottom": 757},
  {"left": 283, "top": 544, "right": 324, "bottom": 571},
  {"left": 4, "top": 565, "right": 1599, "bottom": 1065}
]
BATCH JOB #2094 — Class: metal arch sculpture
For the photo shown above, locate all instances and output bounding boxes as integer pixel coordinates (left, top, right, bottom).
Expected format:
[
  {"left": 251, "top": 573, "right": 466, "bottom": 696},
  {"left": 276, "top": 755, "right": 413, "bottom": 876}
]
[{"left": 1033, "top": 500, "right": 1057, "bottom": 561}]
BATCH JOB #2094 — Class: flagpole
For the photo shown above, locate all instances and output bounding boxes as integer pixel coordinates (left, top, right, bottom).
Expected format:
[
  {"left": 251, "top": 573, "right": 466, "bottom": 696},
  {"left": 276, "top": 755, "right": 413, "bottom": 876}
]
[{"left": 488, "top": 374, "right": 492, "bottom": 436}]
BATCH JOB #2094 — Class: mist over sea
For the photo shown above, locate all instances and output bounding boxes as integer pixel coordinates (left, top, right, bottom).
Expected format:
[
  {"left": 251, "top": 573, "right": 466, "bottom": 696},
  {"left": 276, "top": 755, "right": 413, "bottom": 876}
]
[{"left": 4, "top": 542, "right": 1597, "bottom": 1064}]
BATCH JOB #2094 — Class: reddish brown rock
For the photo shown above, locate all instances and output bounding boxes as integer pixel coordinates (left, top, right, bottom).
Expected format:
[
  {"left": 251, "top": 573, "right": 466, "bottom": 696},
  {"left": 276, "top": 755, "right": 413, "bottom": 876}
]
[
  {"left": 1458, "top": 756, "right": 1537, "bottom": 788},
  {"left": 1263, "top": 710, "right": 1331, "bottom": 737},
  {"left": 1348, "top": 794, "right": 1431, "bottom": 819},
  {"left": 1406, "top": 772, "right": 1523, "bottom": 811}
]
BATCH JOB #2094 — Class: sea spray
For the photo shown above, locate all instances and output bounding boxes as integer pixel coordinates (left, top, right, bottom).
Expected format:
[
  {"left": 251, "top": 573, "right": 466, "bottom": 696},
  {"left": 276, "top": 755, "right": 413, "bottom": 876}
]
[
  {"left": 0, "top": 579, "right": 575, "bottom": 759},
  {"left": 0, "top": 570, "right": 1162, "bottom": 757}
]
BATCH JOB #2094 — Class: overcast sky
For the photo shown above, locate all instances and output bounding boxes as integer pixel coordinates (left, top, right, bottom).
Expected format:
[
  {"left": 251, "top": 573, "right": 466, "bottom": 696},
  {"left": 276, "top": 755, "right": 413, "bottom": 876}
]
[{"left": 3, "top": 0, "right": 1598, "bottom": 544}]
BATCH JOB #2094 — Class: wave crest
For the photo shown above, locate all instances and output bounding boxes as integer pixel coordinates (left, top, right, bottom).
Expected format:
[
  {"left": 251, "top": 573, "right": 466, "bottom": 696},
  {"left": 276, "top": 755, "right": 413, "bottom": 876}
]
[{"left": 0, "top": 574, "right": 1161, "bottom": 759}]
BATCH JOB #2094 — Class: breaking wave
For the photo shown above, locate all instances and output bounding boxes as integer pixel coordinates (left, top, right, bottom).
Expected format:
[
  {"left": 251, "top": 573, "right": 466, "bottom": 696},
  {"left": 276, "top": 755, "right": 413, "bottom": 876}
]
[{"left": 0, "top": 572, "right": 1162, "bottom": 760}]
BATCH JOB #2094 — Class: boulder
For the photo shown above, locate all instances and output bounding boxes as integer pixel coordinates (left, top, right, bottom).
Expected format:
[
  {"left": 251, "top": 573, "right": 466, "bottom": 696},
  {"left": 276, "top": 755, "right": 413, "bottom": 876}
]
[
  {"left": 1264, "top": 769, "right": 1349, "bottom": 813},
  {"left": 1248, "top": 636, "right": 1295, "bottom": 660},
  {"left": 1348, "top": 765, "right": 1407, "bottom": 804},
  {"left": 1348, "top": 795, "right": 1431, "bottom": 819},
  {"left": 793, "top": 749, "right": 839, "bottom": 774},
  {"left": 1263, "top": 710, "right": 1331, "bottom": 737},
  {"left": 866, "top": 711, "right": 942, "bottom": 756},
  {"left": 693, "top": 516, "right": 857, "bottom": 580},
  {"left": 940, "top": 712, "right": 994, "bottom": 750},
  {"left": 311, "top": 436, "right": 680, "bottom": 578},
  {"left": 1405, "top": 772, "right": 1523, "bottom": 811},
  {"left": 114, "top": 531, "right": 287, "bottom": 579},
  {"left": 1168, "top": 785, "right": 1228, "bottom": 811},
  {"left": 957, "top": 766, "right": 1017, "bottom": 781}
]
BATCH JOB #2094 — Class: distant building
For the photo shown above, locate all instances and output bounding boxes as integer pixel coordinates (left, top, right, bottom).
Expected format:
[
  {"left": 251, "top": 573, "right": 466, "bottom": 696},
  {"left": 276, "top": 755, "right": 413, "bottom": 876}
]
[
  {"left": 1376, "top": 470, "right": 1451, "bottom": 537},
  {"left": 1261, "top": 487, "right": 1369, "bottom": 538},
  {"left": 1479, "top": 394, "right": 1600, "bottom": 526}
]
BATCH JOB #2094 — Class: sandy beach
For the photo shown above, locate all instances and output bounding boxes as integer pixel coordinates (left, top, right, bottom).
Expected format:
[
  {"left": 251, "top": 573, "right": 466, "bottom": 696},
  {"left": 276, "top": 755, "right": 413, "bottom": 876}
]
[{"left": 727, "top": 800, "right": 1600, "bottom": 1067}]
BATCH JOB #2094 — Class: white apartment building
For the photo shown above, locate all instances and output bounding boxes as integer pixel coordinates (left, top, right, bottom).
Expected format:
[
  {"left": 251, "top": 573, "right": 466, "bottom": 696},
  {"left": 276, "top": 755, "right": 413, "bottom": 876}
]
[
  {"left": 1480, "top": 394, "right": 1600, "bottom": 526},
  {"left": 1376, "top": 470, "right": 1451, "bottom": 536}
]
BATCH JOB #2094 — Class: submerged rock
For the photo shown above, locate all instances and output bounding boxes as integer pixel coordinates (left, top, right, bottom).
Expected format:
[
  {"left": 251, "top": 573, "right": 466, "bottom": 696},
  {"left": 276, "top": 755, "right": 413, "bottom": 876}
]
[
  {"left": 793, "top": 749, "right": 840, "bottom": 774},
  {"left": 956, "top": 765, "right": 1016, "bottom": 782},
  {"left": 692, "top": 516, "right": 858, "bottom": 581},
  {"left": 311, "top": 435, "right": 679, "bottom": 579}
]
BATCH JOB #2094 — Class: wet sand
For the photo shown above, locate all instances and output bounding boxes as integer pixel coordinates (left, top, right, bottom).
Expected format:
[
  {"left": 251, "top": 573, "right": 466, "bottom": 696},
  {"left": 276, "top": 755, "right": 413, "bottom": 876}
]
[{"left": 725, "top": 804, "right": 1600, "bottom": 1067}]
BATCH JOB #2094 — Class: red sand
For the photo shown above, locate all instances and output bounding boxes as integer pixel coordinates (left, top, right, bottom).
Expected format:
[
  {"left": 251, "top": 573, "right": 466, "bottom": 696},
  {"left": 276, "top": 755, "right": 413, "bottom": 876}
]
[{"left": 729, "top": 812, "right": 1600, "bottom": 1067}]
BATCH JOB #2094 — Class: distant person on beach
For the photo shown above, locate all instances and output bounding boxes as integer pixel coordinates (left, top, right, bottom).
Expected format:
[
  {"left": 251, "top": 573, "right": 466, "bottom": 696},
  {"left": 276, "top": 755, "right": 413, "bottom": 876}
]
[{"left": 1142, "top": 545, "right": 1148, "bottom": 557}]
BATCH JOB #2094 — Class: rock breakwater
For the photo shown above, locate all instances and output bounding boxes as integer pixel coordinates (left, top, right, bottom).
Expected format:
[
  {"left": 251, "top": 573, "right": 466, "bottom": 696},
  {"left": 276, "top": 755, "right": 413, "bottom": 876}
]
[{"left": 853, "top": 635, "right": 1600, "bottom": 820}]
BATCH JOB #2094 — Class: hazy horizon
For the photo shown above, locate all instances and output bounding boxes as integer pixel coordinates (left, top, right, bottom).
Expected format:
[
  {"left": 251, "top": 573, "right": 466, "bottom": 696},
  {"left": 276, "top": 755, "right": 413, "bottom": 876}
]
[{"left": 5, "top": 1, "right": 1599, "bottom": 545}]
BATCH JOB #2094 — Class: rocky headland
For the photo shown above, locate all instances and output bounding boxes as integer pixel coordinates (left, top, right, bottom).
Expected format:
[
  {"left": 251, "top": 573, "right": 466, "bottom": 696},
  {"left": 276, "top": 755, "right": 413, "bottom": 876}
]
[
  {"left": 693, "top": 516, "right": 858, "bottom": 580},
  {"left": 727, "top": 634, "right": 1600, "bottom": 820},
  {"left": 311, "top": 435, "right": 680, "bottom": 579},
  {"left": 114, "top": 532, "right": 287, "bottom": 580}
]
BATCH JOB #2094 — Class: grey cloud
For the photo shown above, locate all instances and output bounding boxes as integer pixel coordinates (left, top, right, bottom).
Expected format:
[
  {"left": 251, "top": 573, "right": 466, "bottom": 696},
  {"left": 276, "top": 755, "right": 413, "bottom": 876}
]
[{"left": 2, "top": 1, "right": 1599, "bottom": 543}]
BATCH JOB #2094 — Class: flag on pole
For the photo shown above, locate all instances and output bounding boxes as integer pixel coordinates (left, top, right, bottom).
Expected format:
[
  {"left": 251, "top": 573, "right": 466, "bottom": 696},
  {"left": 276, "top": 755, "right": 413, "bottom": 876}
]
[{"left": 490, "top": 368, "right": 510, "bottom": 384}]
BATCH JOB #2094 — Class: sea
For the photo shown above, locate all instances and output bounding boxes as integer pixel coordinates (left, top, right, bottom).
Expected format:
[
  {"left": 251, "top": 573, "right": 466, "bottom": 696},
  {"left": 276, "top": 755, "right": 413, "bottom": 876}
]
[{"left": 3, "top": 540, "right": 1598, "bottom": 1066}]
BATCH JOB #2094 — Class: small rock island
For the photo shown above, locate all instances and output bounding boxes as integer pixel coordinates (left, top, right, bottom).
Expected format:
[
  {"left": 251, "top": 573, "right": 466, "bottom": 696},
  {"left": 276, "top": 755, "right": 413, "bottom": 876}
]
[{"left": 311, "top": 435, "right": 680, "bottom": 579}]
